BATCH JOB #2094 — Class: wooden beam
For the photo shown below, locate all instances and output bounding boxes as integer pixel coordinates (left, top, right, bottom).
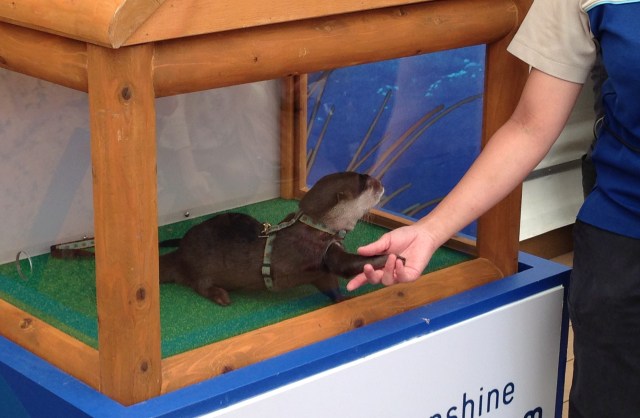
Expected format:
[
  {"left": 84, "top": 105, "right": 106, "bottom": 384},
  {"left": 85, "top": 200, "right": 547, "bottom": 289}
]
[
  {"left": 476, "top": 0, "right": 530, "bottom": 276},
  {"left": 0, "top": 0, "right": 165, "bottom": 48},
  {"left": 87, "top": 43, "right": 161, "bottom": 405},
  {"left": 160, "top": 257, "right": 502, "bottom": 393},
  {"left": 0, "top": 299, "right": 100, "bottom": 389},
  {"left": 0, "top": 22, "right": 87, "bottom": 92},
  {"left": 153, "top": 0, "right": 517, "bottom": 97}
]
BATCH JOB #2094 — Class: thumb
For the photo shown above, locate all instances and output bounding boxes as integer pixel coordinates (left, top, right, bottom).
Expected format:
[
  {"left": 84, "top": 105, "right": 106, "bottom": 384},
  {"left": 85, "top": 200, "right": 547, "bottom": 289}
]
[{"left": 357, "top": 234, "right": 391, "bottom": 256}]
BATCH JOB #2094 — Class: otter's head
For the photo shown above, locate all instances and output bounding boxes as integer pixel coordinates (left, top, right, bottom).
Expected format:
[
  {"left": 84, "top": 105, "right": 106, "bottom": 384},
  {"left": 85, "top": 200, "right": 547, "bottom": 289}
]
[{"left": 299, "top": 172, "right": 384, "bottom": 232}]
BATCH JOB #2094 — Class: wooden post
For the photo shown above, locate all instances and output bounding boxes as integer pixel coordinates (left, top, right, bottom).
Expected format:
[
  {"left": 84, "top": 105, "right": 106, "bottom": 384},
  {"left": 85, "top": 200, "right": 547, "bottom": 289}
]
[
  {"left": 87, "top": 43, "right": 161, "bottom": 405},
  {"left": 280, "top": 75, "right": 311, "bottom": 199},
  {"left": 477, "top": 0, "right": 531, "bottom": 276},
  {"left": 279, "top": 77, "right": 296, "bottom": 198}
]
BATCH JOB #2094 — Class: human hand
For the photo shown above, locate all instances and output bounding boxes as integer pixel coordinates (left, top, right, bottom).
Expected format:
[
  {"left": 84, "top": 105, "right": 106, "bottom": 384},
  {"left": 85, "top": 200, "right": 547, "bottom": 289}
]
[{"left": 346, "top": 224, "right": 436, "bottom": 291}]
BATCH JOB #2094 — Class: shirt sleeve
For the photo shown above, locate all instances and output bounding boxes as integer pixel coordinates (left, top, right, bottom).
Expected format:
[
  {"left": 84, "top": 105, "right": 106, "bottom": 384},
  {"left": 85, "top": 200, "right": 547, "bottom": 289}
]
[{"left": 507, "top": 0, "right": 596, "bottom": 84}]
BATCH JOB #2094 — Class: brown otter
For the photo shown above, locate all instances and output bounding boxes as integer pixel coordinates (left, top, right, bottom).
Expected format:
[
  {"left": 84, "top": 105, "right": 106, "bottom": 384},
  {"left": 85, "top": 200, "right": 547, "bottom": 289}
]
[{"left": 159, "top": 172, "right": 394, "bottom": 306}]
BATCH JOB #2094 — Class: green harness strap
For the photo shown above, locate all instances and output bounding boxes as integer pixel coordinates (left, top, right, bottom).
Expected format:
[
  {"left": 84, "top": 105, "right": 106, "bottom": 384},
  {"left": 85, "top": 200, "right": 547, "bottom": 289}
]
[{"left": 260, "top": 211, "right": 346, "bottom": 290}]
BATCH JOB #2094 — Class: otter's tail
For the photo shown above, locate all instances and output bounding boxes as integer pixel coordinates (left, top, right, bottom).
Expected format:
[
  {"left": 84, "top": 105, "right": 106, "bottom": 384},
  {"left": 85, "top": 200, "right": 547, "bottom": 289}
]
[{"left": 159, "top": 238, "right": 181, "bottom": 248}]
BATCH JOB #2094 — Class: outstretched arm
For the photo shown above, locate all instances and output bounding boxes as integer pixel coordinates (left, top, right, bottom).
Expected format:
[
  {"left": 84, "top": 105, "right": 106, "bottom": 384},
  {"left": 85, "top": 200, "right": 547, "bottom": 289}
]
[{"left": 347, "top": 69, "right": 584, "bottom": 291}]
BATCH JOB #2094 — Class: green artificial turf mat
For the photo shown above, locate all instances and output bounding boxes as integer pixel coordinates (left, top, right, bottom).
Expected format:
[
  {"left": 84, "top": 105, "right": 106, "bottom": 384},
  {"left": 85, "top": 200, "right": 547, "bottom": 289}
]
[{"left": 0, "top": 198, "right": 472, "bottom": 357}]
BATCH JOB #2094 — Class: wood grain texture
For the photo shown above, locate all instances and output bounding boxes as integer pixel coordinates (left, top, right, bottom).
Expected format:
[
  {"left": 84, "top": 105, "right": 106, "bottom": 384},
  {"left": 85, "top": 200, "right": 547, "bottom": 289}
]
[
  {"left": 108, "top": 0, "right": 167, "bottom": 48},
  {"left": 476, "top": 0, "right": 531, "bottom": 276},
  {"left": 125, "top": 0, "right": 432, "bottom": 46},
  {"left": 0, "top": 22, "right": 87, "bottom": 91},
  {"left": 0, "top": 0, "right": 164, "bottom": 47},
  {"left": 0, "top": 299, "right": 99, "bottom": 389},
  {"left": 280, "top": 75, "right": 310, "bottom": 199},
  {"left": 292, "top": 75, "right": 309, "bottom": 197},
  {"left": 87, "top": 43, "right": 161, "bottom": 405},
  {"left": 153, "top": 0, "right": 517, "bottom": 97},
  {"left": 279, "top": 77, "right": 296, "bottom": 199},
  {"left": 160, "top": 258, "right": 502, "bottom": 393}
]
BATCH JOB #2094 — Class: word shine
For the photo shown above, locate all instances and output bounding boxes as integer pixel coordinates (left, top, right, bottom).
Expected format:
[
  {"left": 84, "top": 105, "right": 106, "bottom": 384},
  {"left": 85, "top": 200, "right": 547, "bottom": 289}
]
[{"left": 430, "top": 382, "right": 515, "bottom": 418}]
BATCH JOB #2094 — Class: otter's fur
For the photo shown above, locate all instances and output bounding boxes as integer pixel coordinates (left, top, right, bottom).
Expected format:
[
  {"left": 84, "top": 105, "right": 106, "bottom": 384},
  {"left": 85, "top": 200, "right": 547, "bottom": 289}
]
[{"left": 159, "top": 172, "right": 390, "bottom": 306}]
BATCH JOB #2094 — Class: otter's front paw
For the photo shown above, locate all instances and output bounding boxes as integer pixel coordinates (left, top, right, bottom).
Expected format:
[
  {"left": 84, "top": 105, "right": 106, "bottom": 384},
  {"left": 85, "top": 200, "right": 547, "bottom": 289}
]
[{"left": 368, "top": 254, "right": 406, "bottom": 270}]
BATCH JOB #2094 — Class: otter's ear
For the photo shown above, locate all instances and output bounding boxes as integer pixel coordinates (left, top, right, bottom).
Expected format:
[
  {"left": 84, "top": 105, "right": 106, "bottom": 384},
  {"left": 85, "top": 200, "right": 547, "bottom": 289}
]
[{"left": 336, "top": 191, "right": 345, "bottom": 202}]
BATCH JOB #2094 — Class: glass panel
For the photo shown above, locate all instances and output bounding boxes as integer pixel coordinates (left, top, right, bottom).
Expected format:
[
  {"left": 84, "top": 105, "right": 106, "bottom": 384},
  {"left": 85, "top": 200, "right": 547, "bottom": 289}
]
[
  {"left": 0, "top": 68, "right": 97, "bottom": 345},
  {"left": 0, "top": 71, "right": 285, "bottom": 355},
  {"left": 155, "top": 81, "right": 281, "bottom": 224},
  {"left": 0, "top": 48, "right": 483, "bottom": 358},
  {"left": 306, "top": 45, "right": 486, "bottom": 237}
]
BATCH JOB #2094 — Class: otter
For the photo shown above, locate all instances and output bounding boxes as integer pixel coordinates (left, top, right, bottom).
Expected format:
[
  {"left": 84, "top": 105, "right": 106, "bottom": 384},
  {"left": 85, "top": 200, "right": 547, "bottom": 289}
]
[{"left": 159, "top": 172, "right": 395, "bottom": 306}]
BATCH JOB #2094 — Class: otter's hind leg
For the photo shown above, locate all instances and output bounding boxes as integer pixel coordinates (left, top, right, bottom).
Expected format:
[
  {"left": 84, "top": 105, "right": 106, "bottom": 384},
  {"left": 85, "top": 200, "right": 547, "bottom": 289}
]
[
  {"left": 207, "top": 287, "right": 232, "bottom": 306},
  {"left": 192, "top": 282, "right": 232, "bottom": 306}
]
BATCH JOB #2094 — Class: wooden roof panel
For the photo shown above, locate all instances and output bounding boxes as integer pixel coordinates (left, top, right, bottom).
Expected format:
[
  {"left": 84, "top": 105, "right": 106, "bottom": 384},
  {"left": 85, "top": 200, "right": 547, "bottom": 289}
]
[
  {"left": 124, "top": 0, "right": 432, "bottom": 45},
  {"left": 0, "top": 0, "right": 165, "bottom": 47},
  {"left": 0, "top": 0, "right": 438, "bottom": 48}
]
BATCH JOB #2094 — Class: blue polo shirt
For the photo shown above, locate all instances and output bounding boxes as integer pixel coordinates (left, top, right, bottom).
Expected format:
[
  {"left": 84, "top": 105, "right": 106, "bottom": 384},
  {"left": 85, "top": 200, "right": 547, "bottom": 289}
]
[
  {"left": 578, "top": 2, "right": 640, "bottom": 238},
  {"left": 509, "top": 0, "right": 640, "bottom": 239}
]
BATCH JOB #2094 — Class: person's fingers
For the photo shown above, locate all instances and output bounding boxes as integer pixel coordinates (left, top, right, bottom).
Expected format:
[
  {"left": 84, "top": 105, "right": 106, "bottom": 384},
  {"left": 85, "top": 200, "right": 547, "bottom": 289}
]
[
  {"left": 347, "top": 249, "right": 423, "bottom": 291},
  {"left": 346, "top": 273, "right": 368, "bottom": 291},
  {"left": 346, "top": 264, "right": 381, "bottom": 291},
  {"left": 397, "top": 255, "right": 427, "bottom": 283},
  {"left": 394, "top": 258, "right": 413, "bottom": 282},
  {"left": 364, "top": 264, "right": 384, "bottom": 285},
  {"left": 380, "top": 254, "right": 398, "bottom": 286}
]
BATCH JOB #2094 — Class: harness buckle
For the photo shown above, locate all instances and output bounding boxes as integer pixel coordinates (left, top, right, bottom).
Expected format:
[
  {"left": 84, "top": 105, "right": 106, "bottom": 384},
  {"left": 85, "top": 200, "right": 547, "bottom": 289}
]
[{"left": 260, "top": 222, "right": 272, "bottom": 236}]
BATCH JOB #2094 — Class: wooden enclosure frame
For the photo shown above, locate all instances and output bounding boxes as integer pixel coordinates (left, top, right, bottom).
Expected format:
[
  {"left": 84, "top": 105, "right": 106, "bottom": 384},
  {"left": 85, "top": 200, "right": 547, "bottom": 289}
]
[{"left": 0, "top": 0, "right": 530, "bottom": 406}]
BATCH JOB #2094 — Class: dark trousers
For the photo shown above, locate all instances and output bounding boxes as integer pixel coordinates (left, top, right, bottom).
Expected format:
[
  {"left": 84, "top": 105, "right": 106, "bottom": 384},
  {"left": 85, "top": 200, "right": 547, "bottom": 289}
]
[{"left": 568, "top": 221, "right": 640, "bottom": 417}]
